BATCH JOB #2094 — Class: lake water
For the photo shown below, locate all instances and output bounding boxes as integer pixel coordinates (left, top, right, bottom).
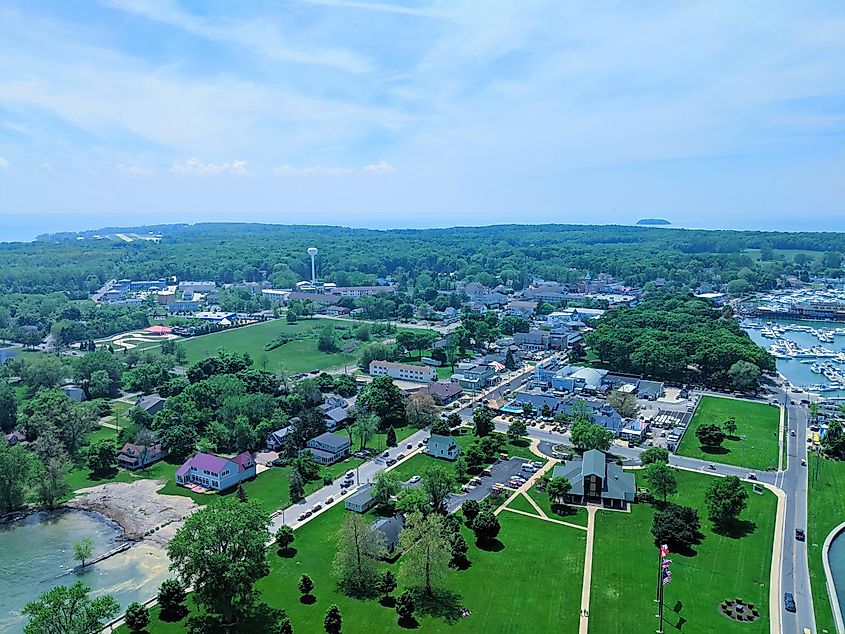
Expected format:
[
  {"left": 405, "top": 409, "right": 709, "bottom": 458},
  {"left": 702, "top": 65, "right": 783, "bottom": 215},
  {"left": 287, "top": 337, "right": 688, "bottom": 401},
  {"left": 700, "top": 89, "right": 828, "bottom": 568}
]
[
  {"left": 0, "top": 509, "right": 170, "bottom": 633},
  {"left": 743, "top": 318, "right": 845, "bottom": 398},
  {"left": 829, "top": 531, "right": 845, "bottom": 621}
]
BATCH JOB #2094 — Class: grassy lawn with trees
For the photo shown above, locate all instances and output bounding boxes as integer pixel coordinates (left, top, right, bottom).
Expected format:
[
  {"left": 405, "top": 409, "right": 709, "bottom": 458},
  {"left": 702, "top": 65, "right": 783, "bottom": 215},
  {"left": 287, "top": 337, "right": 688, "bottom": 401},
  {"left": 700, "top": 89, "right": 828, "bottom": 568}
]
[
  {"left": 677, "top": 396, "right": 781, "bottom": 471},
  {"left": 807, "top": 453, "right": 845, "bottom": 634},
  {"left": 589, "top": 469, "right": 777, "bottom": 634},
  {"left": 177, "top": 318, "right": 361, "bottom": 372},
  {"left": 525, "top": 483, "right": 589, "bottom": 526},
  {"left": 128, "top": 502, "right": 585, "bottom": 633}
]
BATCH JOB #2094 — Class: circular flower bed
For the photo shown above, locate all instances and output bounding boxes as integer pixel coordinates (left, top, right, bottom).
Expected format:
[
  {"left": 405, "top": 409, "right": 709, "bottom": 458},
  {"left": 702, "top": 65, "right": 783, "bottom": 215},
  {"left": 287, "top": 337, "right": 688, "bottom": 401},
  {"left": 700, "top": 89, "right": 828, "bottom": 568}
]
[{"left": 719, "top": 599, "right": 760, "bottom": 623}]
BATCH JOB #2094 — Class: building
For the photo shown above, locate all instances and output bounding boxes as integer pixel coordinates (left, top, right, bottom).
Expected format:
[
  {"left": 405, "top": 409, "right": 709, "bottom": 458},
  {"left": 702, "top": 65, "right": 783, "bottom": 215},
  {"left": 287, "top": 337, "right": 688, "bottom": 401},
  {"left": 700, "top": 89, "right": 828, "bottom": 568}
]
[
  {"left": 194, "top": 311, "right": 238, "bottom": 324},
  {"left": 426, "top": 434, "right": 460, "bottom": 460},
  {"left": 117, "top": 442, "right": 167, "bottom": 470},
  {"left": 619, "top": 420, "right": 650, "bottom": 445},
  {"left": 504, "top": 300, "right": 538, "bottom": 319},
  {"left": 266, "top": 426, "right": 292, "bottom": 450},
  {"left": 369, "top": 360, "right": 436, "bottom": 384},
  {"left": 175, "top": 451, "right": 256, "bottom": 491},
  {"left": 450, "top": 362, "right": 497, "bottom": 391},
  {"left": 344, "top": 485, "right": 376, "bottom": 513},
  {"left": 301, "top": 432, "right": 351, "bottom": 465},
  {"left": 550, "top": 449, "right": 635, "bottom": 509},
  {"left": 135, "top": 394, "right": 166, "bottom": 416},
  {"left": 423, "top": 381, "right": 464, "bottom": 406},
  {"left": 325, "top": 305, "right": 351, "bottom": 316},
  {"left": 61, "top": 386, "right": 86, "bottom": 402},
  {"left": 329, "top": 285, "right": 397, "bottom": 297},
  {"left": 372, "top": 514, "right": 405, "bottom": 554},
  {"left": 167, "top": 300, "right": 201, "bottom": 313},
  {"left": 178, "top": 281, "right": 217, "bottom": 294}
]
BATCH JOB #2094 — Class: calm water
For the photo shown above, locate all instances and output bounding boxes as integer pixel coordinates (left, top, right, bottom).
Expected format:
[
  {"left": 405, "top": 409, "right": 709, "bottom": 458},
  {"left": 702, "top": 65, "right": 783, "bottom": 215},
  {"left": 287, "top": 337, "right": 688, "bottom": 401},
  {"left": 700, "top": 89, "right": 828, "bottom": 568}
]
[
  {"left": 0, "top": 510, "right": 170, "bottom": 633},
  {"left": 829, "top": 532, "right": 845, "bottom": 619},
  {"left": 744, "top": 318, "right": 845, "bottom": 398}
]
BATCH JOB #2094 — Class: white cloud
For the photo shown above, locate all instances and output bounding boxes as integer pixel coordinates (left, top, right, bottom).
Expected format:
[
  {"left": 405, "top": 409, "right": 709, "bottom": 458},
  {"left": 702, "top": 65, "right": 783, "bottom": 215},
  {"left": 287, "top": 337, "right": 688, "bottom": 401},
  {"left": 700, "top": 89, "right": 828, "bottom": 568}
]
[
  {"left": 105, "top": 0, "right": 371, "bottom": 73},
  {"left": 274, "top": 164, "right": 354, "bottom": 176},
  {"left": 117, "top": 163, "right": 153, "bottom": 176},
  {"left": 171, "top": 157, "right": 247, "bottom": 176},
  {"left": 363, "top": 160, "right": 395, "bottom": 173},
  {"left": 0, "top": 156, "right": 9, "bottom": 170},
  {"left": 301, "top": 0, "right": 448, "bottom": 18},
  {"left": 37, "top": 161, "right": 54, "bottom": 173}
]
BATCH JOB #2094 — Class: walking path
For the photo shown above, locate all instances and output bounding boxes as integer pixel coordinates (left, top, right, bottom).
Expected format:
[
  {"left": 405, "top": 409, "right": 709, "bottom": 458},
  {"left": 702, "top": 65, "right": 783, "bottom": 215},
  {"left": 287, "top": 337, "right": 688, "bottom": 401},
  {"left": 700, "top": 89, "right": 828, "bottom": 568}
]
[
  {"left": 579, "top": 506, "right": 597, "bottom": 634},
  {"left": 500, "top": 505, "right": 587, "bottom": 532}
]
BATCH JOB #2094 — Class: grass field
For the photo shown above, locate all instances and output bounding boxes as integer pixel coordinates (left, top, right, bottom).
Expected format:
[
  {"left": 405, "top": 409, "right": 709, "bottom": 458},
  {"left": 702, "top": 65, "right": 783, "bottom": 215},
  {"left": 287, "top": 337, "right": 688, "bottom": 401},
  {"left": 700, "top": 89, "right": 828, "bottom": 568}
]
[
  {"left": 807, "top": 453, "right": 845, "bottom": 634},
  {"left": 677, "top": 396, "right": 781, "bottom": 470},
  {"left": 132, "top": 498, "right": 585, "bottom": 633},
  {"left": 177, "top": 318, "right": 360, "bottom": 372},
  {"left": 589, "top": 469, "right": 777, "bottom": 634},
  {"left": 525, "top": 483, "right": 589, "bottom": 526}
]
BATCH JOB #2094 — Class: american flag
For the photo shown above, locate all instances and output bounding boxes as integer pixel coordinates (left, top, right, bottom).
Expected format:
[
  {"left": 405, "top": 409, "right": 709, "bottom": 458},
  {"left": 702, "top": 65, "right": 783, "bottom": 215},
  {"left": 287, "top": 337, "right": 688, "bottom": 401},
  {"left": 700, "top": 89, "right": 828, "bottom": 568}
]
[
  {"left": 662, "top": 558, "right": 672, "bottom": 568},
  {"left": 660, "top": 544, "right": 670, "bottom": 557},
  {"left": 662, "top": 568, "right": 672, "bottom": 585}
]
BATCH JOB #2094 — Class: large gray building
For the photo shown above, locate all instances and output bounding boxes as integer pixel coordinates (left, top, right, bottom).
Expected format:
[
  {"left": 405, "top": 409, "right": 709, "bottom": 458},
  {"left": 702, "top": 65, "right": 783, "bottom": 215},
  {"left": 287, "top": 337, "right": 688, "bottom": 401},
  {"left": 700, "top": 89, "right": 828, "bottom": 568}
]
[{"left": 550, "top": 450, "right": 635, "bottom": 510}]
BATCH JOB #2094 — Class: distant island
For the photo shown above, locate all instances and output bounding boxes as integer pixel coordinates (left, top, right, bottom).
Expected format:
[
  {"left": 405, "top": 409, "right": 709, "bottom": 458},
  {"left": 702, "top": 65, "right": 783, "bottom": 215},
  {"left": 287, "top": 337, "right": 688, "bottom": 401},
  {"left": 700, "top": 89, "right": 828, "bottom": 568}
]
[{"left": 636, "top": 218, "right": 671, "bottom": 226}]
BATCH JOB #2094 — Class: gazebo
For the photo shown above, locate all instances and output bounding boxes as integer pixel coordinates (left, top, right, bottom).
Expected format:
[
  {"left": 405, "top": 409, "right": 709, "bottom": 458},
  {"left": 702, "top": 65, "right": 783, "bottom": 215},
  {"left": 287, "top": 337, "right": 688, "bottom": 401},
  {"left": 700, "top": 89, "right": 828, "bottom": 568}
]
[{"left": 146, "top": 325, "right": 173, "bottom": 335}]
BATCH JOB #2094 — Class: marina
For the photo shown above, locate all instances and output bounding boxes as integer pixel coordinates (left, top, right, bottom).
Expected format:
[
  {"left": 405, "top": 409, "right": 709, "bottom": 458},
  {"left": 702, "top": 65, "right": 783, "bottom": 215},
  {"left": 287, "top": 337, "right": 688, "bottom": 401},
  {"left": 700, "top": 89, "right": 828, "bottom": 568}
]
[{"left": 743, "top": 318, "right": 845, "bottom": 396}]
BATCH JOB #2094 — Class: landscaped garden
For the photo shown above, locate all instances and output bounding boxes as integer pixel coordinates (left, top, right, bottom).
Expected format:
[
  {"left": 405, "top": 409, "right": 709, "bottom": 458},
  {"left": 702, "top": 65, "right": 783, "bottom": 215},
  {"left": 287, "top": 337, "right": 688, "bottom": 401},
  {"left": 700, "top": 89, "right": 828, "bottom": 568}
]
[
  {"left": 589, "top": 469, "right": 777, "bottom": 634},
  {"left": 807, "top": 453, "right": 845, "bottom": 634},
  {"left": 677, "top": 396, "right": 781, "bottom": 470}
]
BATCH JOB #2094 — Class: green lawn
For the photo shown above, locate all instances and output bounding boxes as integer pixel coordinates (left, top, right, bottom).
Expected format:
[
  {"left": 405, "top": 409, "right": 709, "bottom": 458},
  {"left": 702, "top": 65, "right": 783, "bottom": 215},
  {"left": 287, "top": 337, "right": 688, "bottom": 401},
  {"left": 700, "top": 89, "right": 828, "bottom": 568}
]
[
  {"left": 677, "top": 396, "right": 781, "bottom": 471},
  {"left": 807, "top": 453, "right": 845, "bottom": 634},
  {"left": 525, "top": 483, "right": 589, "bottom": 526},
  {"left": 177, "top": 318, "right": 360, "bottom": 372},
  {"left": 134, "top": 500, "right": 585, "bottom": 633},
  {"left": 590, "top": 469, "right": 777, "bottom": 634},
  {"left": 503, "top": 491, "right": 540, "bottom": 515}
]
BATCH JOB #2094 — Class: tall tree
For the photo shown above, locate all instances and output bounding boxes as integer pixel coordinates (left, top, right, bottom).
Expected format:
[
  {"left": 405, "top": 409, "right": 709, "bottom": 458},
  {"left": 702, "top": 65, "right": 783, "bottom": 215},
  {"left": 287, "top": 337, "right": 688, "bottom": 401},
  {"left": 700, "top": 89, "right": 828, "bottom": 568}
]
[
  {"left": 607, "top": 389, "right": 640, "bottom": 418},
  {"left": 570, "top": 420, "right": 613, "bottom": 451},
  {"left": 695, "top": 423, "right": 726, "bottom": 449},
  {"left": 651, "top": 504, "right": 701, "bottom": 550},
  {"left": 351, "top": 413, "right": 378, "bottom": 451},
  {"left": 73, "top": 537, "right": 93, "bottom": 569},
  {"left": 546, "top": 476, "right": 572, "bottom": 506},
  {"left": 704, "top": 475, "right": 749, "bottom": 529},
  {"left": 0, "top": 382, "right": 17, "bottom": 433},
  {"left": 472, "top": 509, "right": 501, "bottom": 545},
  {"left": 0, "top": 443, "right": 33, "bottom": 512},
  {"left": 643, "top": 462, "right": 678, "bottom": 503},
  {"left": 422, "top": 466, "right": 455, "bottom": 514},
  {"left": 23, "top": 581, "right": 119, "bottom": 634},
  {"left": 405, "top": 392, "right": 438, "bottom": 428},
  {"left": 398, "top": 511, "right": 452, "bottom": 597},
  {"left": 167, "top": 498, "right": 270, "bottom": 625},
  {"left": 371, "top": 470, "right": 401, "bottom": 509},
  {"left": 332, "top": 512, "right": 386, "bottom": 597},
  {"left": 639, "top": 447, "right": 669, "bottom": 465},
  {"left": 356, "top": 376, "right": 405, "bottom": 428},
  {"left": 472, "top": 404, "right": 495, "bottom": 437}
]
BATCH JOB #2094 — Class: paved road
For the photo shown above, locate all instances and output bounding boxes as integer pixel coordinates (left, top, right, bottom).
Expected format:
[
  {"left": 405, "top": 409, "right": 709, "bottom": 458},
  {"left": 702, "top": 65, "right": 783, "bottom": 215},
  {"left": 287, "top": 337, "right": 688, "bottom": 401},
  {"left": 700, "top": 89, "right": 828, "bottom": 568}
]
[{"left": 496, "top": 381, "right": 819, "bottom": 634}]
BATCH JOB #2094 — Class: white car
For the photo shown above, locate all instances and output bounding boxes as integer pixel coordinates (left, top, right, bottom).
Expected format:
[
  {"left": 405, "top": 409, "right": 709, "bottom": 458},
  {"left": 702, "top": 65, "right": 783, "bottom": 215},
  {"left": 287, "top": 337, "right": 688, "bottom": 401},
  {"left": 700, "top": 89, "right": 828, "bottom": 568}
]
[{"left": 409, "top": 475, "right": 421, "bottom": 484}]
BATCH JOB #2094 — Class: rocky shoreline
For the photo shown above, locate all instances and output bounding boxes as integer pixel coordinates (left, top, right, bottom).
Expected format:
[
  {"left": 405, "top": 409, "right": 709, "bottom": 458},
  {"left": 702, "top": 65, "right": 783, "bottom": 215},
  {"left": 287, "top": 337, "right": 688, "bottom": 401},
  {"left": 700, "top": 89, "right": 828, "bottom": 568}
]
[{"left": 66, "top": 479, "right": 198, "bottom": 546}]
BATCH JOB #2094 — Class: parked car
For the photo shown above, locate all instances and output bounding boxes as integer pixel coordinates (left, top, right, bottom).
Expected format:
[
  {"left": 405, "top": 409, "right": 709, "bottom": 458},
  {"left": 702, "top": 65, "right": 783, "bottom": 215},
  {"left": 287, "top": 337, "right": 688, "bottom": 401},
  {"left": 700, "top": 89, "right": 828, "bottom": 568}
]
[
  {"left": 531, "top": 461, "right": 543, "bottom": 468},
  {"left": 383, "top": 451, "right": 390, "bottom": 458},
  {"left": 407, "top": 443, "right": 413, "bottom": 449},
  {"left": 747, "top": 472, "right": 757, "bottom": 480},
  {"left": 795, "top": 528, "right": 806, "bottom": 541},
  {"left": 790, "top": 429, "right": 796, "bottom": 437},
  {"left": 418, "top": 441, "right": 425, "bottom": 448},
  {"left": 312, "top": 503, "right": 322, "bottom": 512},
  {"left": 325, "top": 496, "right": 334, "bottom": 504},
  {"left": 409, "top": 475, "right": 421, "bottom": 484},
  {"left": 345, "top": 471, "right": 355, "bottom": 479},
  {"left": 801, "top": 458, "right": 807, "bottom": 466},
  {"left": 784, "top": 592, "right": 796, "bottom": 612},
  {"left": 397, "top": 453, "right": 406, "bottom": 460},
  {"left": 298, "top": 513, "right": 306, "bottom": 521},
  {"left": 387, "top": 458, "right": 397, "bottom": 466},
  {"left": 304, "top": 510, "right": 313, "bottom": 518},
  {"left": 708, "top": 464, "right": 717, "bottom": 471}
]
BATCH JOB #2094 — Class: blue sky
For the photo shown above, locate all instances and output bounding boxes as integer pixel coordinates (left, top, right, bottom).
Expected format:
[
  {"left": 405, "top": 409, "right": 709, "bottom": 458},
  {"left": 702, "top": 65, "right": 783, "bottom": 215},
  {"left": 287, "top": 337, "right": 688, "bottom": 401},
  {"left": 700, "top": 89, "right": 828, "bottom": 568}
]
[{"left": 0, "top": 0, "right": 844, "bottom": 232}]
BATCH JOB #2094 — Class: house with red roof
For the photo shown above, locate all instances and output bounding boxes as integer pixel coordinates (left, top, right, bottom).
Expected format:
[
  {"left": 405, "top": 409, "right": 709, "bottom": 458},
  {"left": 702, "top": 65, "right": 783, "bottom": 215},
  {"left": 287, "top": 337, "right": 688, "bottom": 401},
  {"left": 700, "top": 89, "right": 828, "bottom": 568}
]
[{"left": 175, "top": 451, "right": 256, "bottom": 491}]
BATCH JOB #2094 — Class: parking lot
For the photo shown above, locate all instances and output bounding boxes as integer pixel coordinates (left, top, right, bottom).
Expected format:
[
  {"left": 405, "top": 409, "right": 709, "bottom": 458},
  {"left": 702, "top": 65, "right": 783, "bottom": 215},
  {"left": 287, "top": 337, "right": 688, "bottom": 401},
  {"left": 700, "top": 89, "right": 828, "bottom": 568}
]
[{"left": 445, "top": 457, "right": 538, "bottom": 512}]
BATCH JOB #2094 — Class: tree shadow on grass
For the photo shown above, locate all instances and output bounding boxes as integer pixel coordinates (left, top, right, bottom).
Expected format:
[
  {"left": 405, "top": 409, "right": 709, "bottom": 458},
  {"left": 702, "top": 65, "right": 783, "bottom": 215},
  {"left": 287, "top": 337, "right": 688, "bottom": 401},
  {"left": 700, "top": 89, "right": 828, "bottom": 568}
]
[
  {"left": 550, "top": 504, "right": 580, "bottom": 519},
  {"left": 715, "top": 519, "right": 757, "bottom": 540},
  {"left": 412, "top": 588, "right": 463, "bottom": 622},
  {"left": 159, "top": 606, "right": 189, "bottom": 623},
  {"left": 276, "top": 547, "right": 297, "bottom": 558},
  {"left": 184, "top": 599, "right": 286, "bottom": 634},
  {"left": 300, "top": 594, "right": 317, "bottom": 605},
  {"left": 475, "top": 538, "right": 504, "bottom": 552},
  {"left": 379, "top": 595, "right": 397, "bottom": 608},
  {"left": 699, "top": 446, "right": 730, "bottom": 456},
  {"left": 398, "top": 615, "right": 420, "bottom": 629}
]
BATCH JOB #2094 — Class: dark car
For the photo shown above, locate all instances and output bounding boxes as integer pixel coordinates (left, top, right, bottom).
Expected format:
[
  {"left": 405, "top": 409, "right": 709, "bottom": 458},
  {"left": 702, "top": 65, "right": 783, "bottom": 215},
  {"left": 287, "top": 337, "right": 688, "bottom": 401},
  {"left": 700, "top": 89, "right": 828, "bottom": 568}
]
[
  {"left": 795, "top": 528, "right": 805, "bottom": 541},
  {"left": 386, "top": 458, "right": 397, "bottom": 466},
  {"left": 383, "top": 451, "right": 390, "bottom": 458},
  {"left": 784, "top": 592, "right": 796, "bottom": 613}
]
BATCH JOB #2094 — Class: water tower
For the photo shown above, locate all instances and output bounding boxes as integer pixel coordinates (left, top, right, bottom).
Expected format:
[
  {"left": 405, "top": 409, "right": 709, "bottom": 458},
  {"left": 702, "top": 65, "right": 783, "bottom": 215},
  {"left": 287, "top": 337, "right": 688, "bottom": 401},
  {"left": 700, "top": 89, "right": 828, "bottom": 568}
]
[{"left": 307, "top": 247, "right": 319, "bottom": 285}]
